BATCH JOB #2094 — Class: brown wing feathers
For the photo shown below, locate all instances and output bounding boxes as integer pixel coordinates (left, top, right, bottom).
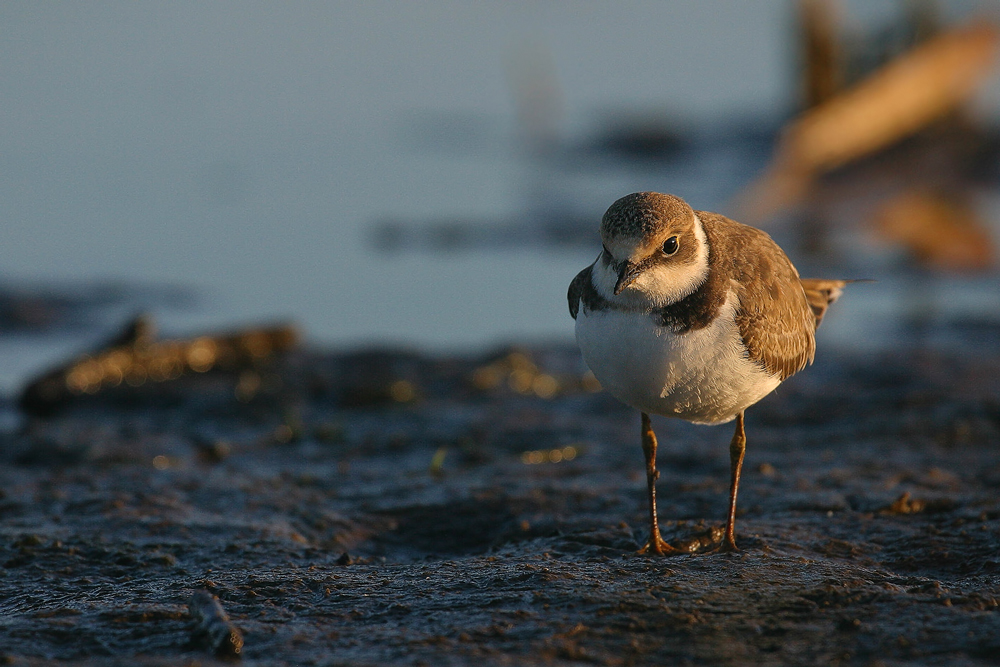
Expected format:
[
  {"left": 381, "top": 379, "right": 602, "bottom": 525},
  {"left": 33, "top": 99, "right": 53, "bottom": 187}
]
[{"left": 698, "top": 211, "right": 818, "bottom": 381}]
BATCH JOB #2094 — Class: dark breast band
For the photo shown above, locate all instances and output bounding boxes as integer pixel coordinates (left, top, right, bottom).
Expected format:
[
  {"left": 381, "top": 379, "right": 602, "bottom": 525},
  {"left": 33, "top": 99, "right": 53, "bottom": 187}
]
[{"left": 567, "top": 244, "right": 725, "bottom": 335}]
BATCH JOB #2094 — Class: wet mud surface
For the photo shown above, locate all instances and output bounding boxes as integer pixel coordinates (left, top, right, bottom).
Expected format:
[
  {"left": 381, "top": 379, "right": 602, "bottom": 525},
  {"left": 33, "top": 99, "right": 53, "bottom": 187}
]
[{"left": 1, "top": 341, "right": 999, "bottom": 665}]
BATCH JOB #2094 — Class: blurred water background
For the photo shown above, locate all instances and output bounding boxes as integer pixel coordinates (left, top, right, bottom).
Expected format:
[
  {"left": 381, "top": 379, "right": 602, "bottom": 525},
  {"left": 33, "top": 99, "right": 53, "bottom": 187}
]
[{"left": 2, "top": 1, "right": 999, "bottom": 392}]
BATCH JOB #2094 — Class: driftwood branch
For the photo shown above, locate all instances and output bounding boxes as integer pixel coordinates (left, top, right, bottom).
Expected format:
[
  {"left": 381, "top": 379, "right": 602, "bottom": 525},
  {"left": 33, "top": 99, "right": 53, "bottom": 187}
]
[
  {"left": 19, "top": 314, "right": 299, "bottom": 416},
  {"left": 736, "top": 20, "right": 999, "bottom": 223}
]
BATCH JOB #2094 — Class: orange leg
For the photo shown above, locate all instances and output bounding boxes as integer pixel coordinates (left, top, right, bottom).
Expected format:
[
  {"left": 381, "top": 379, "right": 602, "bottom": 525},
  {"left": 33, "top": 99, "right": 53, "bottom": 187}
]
[
  {"left": 637, "top": 413, "right": 679, "bottom": 556},
  {"left": 722, "top": 411, "right": 747, "bottom": 552}
]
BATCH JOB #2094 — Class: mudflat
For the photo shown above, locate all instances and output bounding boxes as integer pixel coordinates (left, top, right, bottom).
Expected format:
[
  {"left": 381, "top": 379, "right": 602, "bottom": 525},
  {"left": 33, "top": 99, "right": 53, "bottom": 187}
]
[{"left": 1, "top": 341, "right": 999, "bottom": 665}]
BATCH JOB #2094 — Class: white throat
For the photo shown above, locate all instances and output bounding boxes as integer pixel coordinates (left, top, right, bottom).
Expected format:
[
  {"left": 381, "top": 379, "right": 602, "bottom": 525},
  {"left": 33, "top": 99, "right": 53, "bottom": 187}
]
[{"left": 593, "top": 213, "right": 710, "bottom": 310}]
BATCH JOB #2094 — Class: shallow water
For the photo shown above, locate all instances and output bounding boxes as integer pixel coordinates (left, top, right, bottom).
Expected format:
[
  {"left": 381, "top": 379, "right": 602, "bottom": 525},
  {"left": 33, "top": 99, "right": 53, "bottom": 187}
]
[
  {"left": 3, "top": 4, "right": 1000, "bottom": 395},
  {"left": 0, "top": 2, "right": 810, "bottom": 352}
]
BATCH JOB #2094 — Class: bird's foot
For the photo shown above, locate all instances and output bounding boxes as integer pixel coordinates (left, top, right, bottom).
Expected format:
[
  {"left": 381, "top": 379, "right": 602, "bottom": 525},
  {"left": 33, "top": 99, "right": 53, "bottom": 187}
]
[
  {"left": 637, "top": 536, "right": 681, "bottom": 556},
  {"left": 645, "top": 525, "right": 729, "bottom": 556},
  {"left": 706, "top": 541, "right": 740, "bottom": 555},
  {"left": 703, "top": 529, "right": 740, "bottom": 555}
]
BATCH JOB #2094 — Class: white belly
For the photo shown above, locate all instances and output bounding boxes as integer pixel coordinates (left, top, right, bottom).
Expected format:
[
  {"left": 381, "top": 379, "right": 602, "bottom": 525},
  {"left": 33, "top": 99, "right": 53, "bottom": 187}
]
[{"left": 575, "top": 297, "right": 781, "bottom": 424}]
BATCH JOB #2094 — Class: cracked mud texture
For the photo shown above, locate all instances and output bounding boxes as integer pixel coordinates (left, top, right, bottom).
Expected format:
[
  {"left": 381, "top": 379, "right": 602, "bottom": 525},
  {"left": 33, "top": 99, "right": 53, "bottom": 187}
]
[{"left": 1, "top": 340, "right": 999, "bottom": 666}]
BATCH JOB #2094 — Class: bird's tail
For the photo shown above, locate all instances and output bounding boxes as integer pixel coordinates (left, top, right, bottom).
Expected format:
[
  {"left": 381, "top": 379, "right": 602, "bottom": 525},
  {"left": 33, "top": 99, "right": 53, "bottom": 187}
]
[{"left": 800, "top": 279, "right": 848, "bottom": 328}]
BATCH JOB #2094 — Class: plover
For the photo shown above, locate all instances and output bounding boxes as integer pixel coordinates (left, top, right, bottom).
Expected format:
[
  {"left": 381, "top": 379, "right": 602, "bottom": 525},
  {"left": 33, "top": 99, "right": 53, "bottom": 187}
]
[{"left": 569, "top": 192, "right": 847, "bottom": 555}]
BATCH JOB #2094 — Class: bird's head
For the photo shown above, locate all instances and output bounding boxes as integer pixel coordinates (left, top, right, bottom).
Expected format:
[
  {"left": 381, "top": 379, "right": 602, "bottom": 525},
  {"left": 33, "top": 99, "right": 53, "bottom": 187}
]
[{"left": 595, "top": 192, "right": 709, "bottom": 308}]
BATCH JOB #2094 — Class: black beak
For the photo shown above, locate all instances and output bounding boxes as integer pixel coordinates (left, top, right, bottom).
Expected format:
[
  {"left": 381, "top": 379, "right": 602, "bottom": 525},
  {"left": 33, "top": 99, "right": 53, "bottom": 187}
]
[{"left": 614, "top": 261, "right": 643, "bottom": 295}]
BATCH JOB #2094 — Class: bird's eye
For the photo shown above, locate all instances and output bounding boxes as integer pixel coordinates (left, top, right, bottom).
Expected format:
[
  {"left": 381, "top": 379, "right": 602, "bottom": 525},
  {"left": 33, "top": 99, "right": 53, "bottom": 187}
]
[{"left": 662, "top": 236, "right": 679, "bottom": 255}]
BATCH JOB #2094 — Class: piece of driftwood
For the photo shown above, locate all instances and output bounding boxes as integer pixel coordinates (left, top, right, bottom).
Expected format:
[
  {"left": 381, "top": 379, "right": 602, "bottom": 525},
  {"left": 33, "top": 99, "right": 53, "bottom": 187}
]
[
  {"left": 799, "top": 0, "right": 843, "bottom": 109},
  {"left": 790, "top": 21, "right": 998, "bottom": 170},
  {"left": 19, "top": 315, "right": 299, "bottom": 416},
  {"left": 188, "top": 590, "right": 244, "bottom": 659},
  {"left": 873, "top": 189, "right": 995, "bottom": 270},
  {"left": 736, "top": 20, "right": 1000, "bottom": 223}
]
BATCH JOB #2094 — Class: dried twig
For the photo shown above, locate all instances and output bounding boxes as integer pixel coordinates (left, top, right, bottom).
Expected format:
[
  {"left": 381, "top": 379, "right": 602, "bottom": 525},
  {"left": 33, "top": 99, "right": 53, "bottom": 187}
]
[{"left": 189, "top": 590, "right": 244, "bottom": 659}]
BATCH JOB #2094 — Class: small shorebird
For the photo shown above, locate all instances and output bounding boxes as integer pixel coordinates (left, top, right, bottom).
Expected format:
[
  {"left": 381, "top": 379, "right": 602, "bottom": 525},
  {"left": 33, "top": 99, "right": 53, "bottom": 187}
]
[{"left": 569, "top": 192, "right": 847, "bottom": 555}]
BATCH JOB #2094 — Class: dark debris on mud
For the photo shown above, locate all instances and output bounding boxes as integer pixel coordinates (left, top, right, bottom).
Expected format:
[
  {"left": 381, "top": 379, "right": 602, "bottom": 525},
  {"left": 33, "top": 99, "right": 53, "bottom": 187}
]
[{"left": 1, "top": 340, "right": 1000, "bottom": 666}]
